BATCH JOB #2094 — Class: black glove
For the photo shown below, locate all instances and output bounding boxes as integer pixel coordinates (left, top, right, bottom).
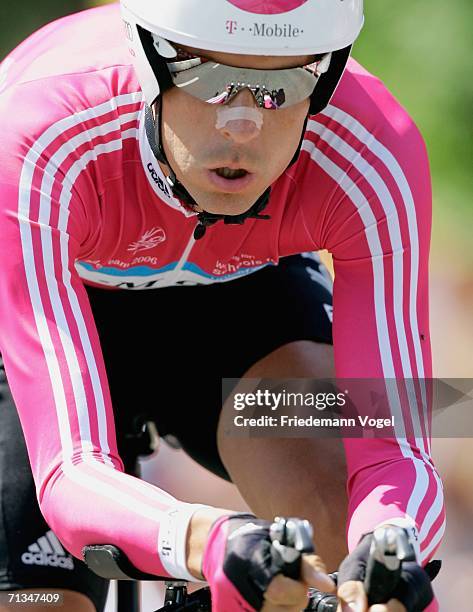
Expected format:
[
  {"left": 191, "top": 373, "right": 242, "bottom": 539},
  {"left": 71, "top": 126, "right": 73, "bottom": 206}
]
[
  {"left": 202, "top": 514, "right": 304, "bottom": 611},
  {"left": 338, "top": 532, "right": 440, "bottom": 611}
]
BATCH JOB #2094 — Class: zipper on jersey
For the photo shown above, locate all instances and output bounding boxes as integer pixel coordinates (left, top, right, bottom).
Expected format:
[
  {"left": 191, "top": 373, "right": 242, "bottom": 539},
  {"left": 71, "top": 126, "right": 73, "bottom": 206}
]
[{"left": 169, "top": 222, "right": 199, "bottom": 284}]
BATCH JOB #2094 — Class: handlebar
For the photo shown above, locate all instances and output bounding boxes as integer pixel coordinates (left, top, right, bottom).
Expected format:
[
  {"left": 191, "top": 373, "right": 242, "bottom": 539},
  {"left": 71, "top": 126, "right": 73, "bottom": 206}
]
[
  {"left": 364, "top": 526, "right": 416, "bottom": 606},
  {"left": 83, "top": 522, "right": 438, "bottom": 612},
  {"left": 83, "top": 543, "right": 165, "bottom": 581},
  {"left": 306, "top": 590, "right": 338, "bottom": 611},
  {"left": 305, "top": 573, "right": 338, "bottom": 611}
]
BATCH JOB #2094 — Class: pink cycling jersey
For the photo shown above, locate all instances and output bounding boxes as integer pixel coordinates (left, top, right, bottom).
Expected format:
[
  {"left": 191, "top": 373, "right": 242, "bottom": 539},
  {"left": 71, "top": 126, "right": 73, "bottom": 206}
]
[{"left": 0, "top": 3, "right": 444, "bottom": 582}]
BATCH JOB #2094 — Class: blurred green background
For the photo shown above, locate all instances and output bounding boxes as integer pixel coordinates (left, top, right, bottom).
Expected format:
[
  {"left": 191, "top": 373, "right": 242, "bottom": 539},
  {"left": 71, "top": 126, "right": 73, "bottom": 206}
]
[
  {"left": 355, "top": 1, "right": 473, "bottom": 268},
  {"left": 1, "top": 2, "right": 472, "bottom": 608}
]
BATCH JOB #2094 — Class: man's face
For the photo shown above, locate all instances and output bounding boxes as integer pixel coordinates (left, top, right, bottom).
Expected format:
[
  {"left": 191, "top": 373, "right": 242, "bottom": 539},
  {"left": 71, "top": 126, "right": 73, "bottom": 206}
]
[{"left": 158, "top": 48, "right": 313, "bottom": 216}]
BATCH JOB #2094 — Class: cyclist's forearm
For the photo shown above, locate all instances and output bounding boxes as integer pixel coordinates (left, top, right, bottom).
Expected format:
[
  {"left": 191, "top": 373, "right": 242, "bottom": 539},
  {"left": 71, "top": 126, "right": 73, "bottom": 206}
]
[
  {"left": 344, "top": 441, "right": 445, "bottom": 565},
  {"left": 185, "top": 507, "right": 235, "bottom": 579}
]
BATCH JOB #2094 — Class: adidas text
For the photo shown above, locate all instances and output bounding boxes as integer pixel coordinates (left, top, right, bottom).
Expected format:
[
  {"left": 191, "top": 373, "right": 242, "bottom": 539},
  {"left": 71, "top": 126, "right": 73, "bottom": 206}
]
[{"left": 21, "top": 551, "right": 74, "bottom": 570}]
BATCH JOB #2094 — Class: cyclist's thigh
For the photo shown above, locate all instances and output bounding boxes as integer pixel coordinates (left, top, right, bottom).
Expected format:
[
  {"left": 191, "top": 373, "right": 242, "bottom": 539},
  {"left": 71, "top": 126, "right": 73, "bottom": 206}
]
[
  {"left": 0, "top": 358, "right": 109, "bottom": 612},
  {"left": 197, "top": 253, "right": 334, "bottom": 474}
]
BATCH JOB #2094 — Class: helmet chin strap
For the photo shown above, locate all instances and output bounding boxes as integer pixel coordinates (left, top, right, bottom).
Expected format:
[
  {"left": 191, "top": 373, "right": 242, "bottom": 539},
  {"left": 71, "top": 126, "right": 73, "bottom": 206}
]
[{"left": 144, "top": 101, "right": 307, "bottom": 240}]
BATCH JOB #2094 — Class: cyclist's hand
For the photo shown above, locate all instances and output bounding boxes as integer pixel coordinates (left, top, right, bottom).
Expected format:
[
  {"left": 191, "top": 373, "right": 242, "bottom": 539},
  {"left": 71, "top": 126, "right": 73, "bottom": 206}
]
[
  {"left": 337, "top": 580, "right": 407, "bottom": 611},
  {"left": 263, "top": 553, "right": 335, "bottom": 611},
  {"left": 336, "top": 533, "right": 437, "bottom": 612},
  {"left": 202, "top": 514, "right": 335, "bottom": 612}
]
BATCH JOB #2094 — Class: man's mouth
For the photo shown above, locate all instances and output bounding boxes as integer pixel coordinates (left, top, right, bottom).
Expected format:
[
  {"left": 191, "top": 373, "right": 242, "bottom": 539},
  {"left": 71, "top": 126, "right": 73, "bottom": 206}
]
[
  {"left": 207, "top": 166, "right": 255, "bottom": 192},
  {"left": 214, "top": 167, "right": 249, "bottom": 179}
]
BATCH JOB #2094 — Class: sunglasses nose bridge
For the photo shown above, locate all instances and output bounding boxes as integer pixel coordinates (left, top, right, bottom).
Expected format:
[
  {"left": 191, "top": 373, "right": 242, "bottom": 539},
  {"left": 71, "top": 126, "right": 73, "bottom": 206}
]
[{"left": 225, "top": 85, "right": 261, "bottom": 108}]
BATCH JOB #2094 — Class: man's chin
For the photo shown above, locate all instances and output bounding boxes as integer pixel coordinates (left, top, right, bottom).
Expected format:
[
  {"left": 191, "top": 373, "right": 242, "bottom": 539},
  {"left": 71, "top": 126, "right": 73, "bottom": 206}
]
[
  {"left": 200, "top": 204, "right": 253, "bottom": 217},
  {"left": 194, "top": 193, "right": 260, "bottom": 217}
]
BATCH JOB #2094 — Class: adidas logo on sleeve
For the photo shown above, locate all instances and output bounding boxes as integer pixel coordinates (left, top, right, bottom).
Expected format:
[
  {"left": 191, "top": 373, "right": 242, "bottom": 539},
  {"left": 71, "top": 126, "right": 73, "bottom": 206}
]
[{"left": 21, "top": 530, "right": 75, "bottom": 571}]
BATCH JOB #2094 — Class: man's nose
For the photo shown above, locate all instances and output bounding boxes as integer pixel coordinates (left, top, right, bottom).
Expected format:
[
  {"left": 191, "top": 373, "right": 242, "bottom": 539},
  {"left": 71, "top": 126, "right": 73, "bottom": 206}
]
[{"left": 215, "top": 88, "right": 263, "bottom": 144}]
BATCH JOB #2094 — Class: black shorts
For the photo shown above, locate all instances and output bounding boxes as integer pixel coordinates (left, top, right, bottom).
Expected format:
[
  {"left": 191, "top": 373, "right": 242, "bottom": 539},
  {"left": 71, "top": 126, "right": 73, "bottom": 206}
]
[{"left": 0, "top": 253, "right": 332, "bottom": 611}]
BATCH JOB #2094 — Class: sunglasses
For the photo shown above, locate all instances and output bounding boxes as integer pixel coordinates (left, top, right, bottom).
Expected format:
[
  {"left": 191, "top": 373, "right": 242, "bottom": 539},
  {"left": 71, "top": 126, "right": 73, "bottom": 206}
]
[{"left": 161, "top": 43, "right": 332, "bottom": 109}]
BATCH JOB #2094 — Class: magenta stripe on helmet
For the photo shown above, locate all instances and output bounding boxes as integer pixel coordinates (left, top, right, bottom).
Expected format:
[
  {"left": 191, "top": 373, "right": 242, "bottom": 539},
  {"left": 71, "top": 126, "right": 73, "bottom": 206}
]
[{"left": 226, "top": 0, "right": 308, "bottom": 15}]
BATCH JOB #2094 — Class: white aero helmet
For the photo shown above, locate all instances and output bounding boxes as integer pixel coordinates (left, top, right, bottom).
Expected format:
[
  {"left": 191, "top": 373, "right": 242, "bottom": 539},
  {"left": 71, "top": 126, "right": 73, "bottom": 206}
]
[{"left": 120, "top": 0, "right": 364, "bottom": 113}]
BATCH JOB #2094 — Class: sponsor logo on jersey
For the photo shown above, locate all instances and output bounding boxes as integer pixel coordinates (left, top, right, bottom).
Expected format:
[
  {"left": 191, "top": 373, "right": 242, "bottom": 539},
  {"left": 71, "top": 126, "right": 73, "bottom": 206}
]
[
  {"left": 128, "top": 227, "right": 167, "bottom": 254},
  {"left": 107, "top": 256, "right": 160, "bottom": 268},
  {"left": 213, "top": 253, "right": 276, "bottom": 275},
  {"left": 83, "top": 259, "right": 102, "bottom": 269},
  {"left": 21, "top": 530, "right": 74, "bottom": 571}
]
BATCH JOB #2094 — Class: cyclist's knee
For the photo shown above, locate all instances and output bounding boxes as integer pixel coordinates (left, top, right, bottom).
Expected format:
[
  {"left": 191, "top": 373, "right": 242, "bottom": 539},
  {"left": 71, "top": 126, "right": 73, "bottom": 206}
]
[
  {"left": 0, "top": 588, "right": 96, "bottom": 612},
  {"left": 239, "top": 340, "right": 335, "bottom": 378}
]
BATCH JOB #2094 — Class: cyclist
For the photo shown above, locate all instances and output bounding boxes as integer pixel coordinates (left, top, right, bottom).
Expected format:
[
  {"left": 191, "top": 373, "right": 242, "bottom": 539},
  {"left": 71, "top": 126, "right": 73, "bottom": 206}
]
[{"left": 0, "top": 1, "right": 443, "bottom": 611}]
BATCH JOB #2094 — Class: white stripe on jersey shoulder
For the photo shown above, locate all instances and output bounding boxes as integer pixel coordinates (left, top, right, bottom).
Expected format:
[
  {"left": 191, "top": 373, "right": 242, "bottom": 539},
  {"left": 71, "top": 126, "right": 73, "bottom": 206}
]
[
  {"left": 19, "top": 93, "right": 142, "bottom": 466},
  {"left": 321, "top": 105, "right": 426, "bottom": 380},
  {"left": 303, "top": 104, "right": 443, "bottom": 554},
  {"left": 17, "top": 93, "right": 173, "bottom": 523}
]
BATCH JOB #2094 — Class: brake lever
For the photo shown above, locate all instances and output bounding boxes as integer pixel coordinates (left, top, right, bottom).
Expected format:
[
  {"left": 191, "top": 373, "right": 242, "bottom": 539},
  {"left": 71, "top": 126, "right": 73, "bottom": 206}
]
[
  {"left": 269, "top": 516, "right": 314, "bottom": 579},
  {"left": 364, "top": 526, "right": 416, "bottom": 605}
]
